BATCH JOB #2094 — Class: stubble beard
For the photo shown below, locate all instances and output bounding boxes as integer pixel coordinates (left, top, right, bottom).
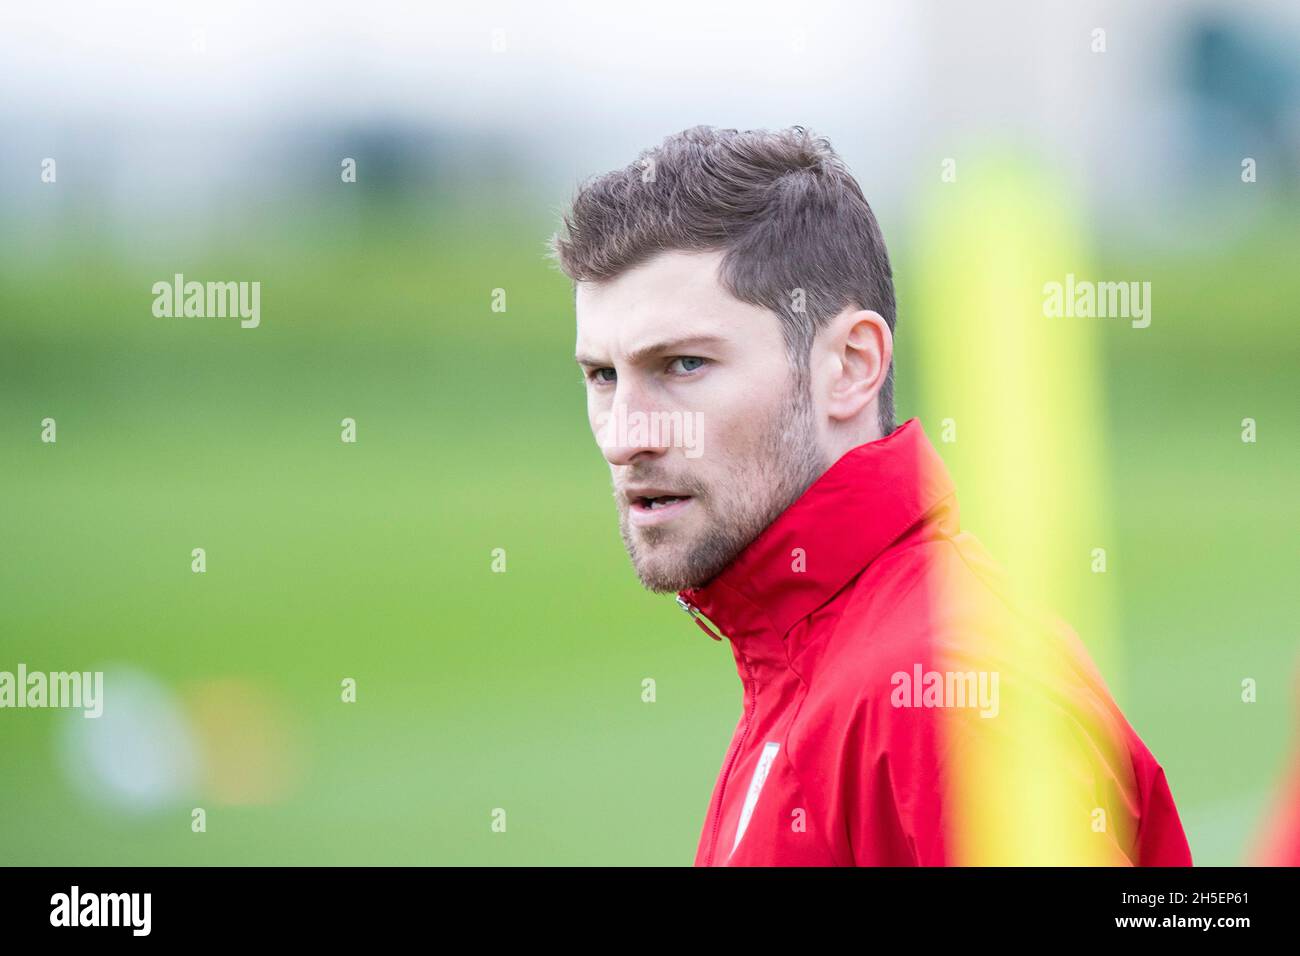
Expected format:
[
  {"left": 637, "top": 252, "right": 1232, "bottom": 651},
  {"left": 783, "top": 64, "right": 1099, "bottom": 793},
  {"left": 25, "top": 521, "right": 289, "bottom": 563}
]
[{"left": 616, "top": 381, "right": 828, "bottom": 594}]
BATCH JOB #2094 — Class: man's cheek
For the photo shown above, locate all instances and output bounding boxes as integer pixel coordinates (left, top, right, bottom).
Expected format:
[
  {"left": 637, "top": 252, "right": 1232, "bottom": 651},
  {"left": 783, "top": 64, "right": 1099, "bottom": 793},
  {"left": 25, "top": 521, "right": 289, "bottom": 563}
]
[
  {"left": 711, "top": 426, "right": 754, "bottom": 472},
  {"left": 589, "top": 405, "right": 610, "bottom": 445}
]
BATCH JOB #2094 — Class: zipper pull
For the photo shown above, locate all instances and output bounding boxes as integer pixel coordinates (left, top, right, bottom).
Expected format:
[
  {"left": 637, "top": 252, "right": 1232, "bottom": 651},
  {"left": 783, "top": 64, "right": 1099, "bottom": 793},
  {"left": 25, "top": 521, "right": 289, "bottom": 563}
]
[{"left": 676, "top": 594, "right": 724, "bottom": 641}]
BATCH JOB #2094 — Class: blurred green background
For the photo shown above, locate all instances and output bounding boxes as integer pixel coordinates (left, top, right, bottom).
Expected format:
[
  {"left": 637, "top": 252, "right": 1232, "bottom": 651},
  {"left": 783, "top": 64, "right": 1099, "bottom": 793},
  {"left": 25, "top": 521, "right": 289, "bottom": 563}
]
[{"left": 2, "top": 1, "right": 1298, "bottom": 866}]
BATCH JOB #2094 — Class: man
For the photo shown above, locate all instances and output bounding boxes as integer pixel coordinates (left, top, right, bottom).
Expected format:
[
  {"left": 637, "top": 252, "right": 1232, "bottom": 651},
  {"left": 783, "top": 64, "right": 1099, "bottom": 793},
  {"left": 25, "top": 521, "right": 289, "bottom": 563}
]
[{"left": 549, "top": 125, "right": 1192, "bottom": 866}]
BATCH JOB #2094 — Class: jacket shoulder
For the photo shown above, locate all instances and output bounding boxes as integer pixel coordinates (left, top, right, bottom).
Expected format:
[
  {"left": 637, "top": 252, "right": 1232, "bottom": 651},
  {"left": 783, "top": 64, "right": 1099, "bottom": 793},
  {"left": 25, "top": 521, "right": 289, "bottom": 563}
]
[{"left": 790, "top": 530, "right": 1192, "bottom": 863}]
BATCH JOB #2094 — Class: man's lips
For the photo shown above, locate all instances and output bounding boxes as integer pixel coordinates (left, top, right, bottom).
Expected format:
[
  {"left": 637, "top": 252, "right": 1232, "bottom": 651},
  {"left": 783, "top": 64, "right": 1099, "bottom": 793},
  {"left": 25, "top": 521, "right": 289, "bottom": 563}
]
[{"left": 624, "top": 488, "right": 696, "bottom": 528}]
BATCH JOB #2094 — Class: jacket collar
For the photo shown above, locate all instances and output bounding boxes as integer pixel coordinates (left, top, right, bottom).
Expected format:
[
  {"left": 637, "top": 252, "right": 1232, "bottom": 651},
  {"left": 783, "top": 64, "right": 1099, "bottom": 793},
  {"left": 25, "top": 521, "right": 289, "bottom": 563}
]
[{"left": 676, "top": 417, "right": 957, "bottom": 663}]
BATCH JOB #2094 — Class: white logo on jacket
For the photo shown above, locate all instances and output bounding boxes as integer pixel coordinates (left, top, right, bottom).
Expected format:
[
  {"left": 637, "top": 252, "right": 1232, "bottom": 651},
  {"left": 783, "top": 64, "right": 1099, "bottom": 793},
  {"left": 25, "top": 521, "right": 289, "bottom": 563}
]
[{"left": 730, "top": 741, "right": 780, "bottom": 857}]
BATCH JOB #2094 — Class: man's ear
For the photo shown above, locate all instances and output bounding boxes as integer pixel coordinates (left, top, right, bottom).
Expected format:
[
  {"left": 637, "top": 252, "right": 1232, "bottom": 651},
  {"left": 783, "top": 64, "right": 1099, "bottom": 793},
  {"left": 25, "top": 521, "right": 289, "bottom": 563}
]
[{"left": 824, "top": 308, "right": 893, "bottom": 423}]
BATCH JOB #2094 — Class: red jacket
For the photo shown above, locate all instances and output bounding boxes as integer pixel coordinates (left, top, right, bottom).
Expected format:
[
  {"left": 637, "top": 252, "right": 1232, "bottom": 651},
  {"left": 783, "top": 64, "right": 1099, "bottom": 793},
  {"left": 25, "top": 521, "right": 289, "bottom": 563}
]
[{"left": 678, "top": 418, "right": 1192, "bottom": 866}]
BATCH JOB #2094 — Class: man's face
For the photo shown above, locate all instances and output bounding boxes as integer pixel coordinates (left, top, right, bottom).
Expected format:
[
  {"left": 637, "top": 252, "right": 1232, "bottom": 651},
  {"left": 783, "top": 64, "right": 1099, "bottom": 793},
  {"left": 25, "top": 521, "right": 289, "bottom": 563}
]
[{"left": 575, "top": 249, "right": 828, "bottom": 593}]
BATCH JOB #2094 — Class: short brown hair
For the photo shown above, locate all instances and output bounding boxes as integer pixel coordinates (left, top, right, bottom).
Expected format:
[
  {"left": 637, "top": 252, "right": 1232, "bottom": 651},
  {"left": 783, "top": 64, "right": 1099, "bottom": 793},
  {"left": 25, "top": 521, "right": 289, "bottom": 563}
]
[{"left": 549, "top": 124, "right": 897, "bottom": 436}]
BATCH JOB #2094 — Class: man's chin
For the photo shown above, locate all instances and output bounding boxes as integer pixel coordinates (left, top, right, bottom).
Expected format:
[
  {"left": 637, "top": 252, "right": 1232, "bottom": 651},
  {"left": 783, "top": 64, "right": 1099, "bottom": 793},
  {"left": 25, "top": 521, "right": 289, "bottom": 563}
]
[
  {"left": 632, "top": 562, "right": 703, "bottom": 594},
  {"left": 625, "top": 533, "right": 736, "bottom": 594},
  {"left": 626, "top": 543, "right": 698, "bottom": 594},
  {"left": 617, "top": 505, "right": 746, "bottom": 594}
]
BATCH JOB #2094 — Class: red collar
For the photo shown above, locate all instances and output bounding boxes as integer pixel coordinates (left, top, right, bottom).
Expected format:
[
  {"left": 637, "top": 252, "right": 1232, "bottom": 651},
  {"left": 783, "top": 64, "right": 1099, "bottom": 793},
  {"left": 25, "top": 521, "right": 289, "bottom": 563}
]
[{"left": 676, "top": 417, "right": 957, "bottom": 656}]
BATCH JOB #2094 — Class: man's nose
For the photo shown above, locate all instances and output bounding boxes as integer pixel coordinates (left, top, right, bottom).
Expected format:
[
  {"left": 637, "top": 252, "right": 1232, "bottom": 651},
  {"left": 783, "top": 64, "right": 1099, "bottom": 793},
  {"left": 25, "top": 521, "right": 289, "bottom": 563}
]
[{"left": 596, "top": 386, "right": 670, "bottom": 468}]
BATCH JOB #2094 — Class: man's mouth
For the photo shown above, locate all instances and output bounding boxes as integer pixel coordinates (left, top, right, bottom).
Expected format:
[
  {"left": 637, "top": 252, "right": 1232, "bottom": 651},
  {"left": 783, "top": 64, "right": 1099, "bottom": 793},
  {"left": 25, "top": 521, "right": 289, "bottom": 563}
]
[
  {"left": 626, "top": 491, "right": 695, "bottom": 527},
  {"left": 635, "top": 495, "right": 689, "bottom": 511}
]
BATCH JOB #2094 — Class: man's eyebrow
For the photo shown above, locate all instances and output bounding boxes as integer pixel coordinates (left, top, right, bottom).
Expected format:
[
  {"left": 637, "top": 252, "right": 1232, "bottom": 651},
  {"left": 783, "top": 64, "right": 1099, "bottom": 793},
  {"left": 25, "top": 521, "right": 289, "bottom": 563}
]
[{"left": 575, "top": 334, "right": 727, "bottom": 367}]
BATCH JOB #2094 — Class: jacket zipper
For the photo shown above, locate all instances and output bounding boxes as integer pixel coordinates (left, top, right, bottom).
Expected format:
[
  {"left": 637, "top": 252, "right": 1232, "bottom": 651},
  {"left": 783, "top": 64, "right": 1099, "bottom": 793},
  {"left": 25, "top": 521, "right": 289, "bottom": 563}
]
[
  {"left": 676, "top": 595, "right": 723, "bottom": 641},
  {"left": 677, "top": 595, "right": 758, "bottom": 866},
  {"left": 706, "top": 653, "right": 757, "bottom": 866}
]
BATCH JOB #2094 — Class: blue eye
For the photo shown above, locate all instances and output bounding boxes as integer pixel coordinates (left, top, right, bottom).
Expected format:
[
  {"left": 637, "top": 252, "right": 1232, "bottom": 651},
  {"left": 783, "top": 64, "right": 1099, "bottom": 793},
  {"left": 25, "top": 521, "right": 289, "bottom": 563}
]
[
  {"left": 669, "top": 356, "right": 707, "bottom": 374},
  {"left": 589, "top": 367, "right": 616, "bottom": 385}
]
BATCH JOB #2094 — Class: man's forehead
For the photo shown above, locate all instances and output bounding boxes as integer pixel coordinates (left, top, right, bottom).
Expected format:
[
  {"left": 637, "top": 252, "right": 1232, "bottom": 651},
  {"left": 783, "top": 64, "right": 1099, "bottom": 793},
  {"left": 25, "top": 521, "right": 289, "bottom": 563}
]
[
  {"left": 576, "top": 249, "right": 725, "bottom": 308},
  {"left": 574, "top": 249, "right": 768, "bottom": 356}
]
